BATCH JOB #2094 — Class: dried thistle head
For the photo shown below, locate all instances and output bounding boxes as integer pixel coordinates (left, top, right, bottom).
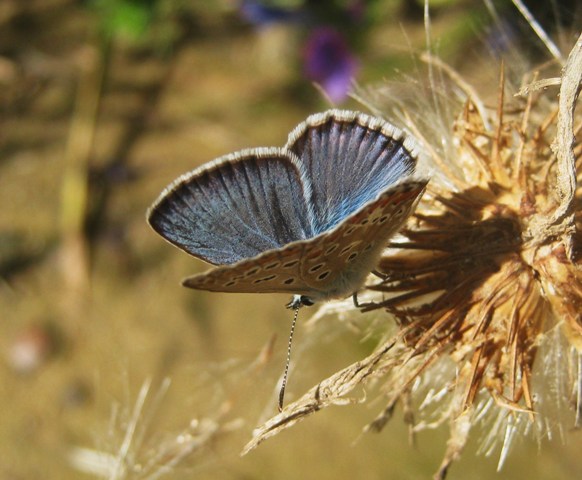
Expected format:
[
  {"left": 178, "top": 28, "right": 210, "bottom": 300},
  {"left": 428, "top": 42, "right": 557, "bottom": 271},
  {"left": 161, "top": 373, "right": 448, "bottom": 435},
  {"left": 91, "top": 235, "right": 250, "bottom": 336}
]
[
  {"left": 373, "top": 68, "right": 570, "bottom": 407},
  {"left": 243, "top": 23, "right": 582, "bottom": 480},
  {"left": 365, "top": 57, "right": 581, "bottom": 475}
]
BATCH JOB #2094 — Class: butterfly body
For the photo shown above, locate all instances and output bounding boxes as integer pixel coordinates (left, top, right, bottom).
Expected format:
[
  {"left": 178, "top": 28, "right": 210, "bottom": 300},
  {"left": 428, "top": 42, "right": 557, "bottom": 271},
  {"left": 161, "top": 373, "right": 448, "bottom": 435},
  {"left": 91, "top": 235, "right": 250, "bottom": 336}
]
[{"left": 148, "top": 110, "right": 427, "bottom": 306}]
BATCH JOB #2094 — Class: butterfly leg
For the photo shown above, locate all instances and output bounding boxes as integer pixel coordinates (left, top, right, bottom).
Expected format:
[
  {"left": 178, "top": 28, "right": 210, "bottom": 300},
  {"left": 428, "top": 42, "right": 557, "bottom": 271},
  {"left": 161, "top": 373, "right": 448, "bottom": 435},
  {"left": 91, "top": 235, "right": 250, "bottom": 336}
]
[
  {"left": 371, "top": 270, "right": 387, "bottom": 280},
  {"left": 352, "top": 291, "right": 381, "bottom": 310}
]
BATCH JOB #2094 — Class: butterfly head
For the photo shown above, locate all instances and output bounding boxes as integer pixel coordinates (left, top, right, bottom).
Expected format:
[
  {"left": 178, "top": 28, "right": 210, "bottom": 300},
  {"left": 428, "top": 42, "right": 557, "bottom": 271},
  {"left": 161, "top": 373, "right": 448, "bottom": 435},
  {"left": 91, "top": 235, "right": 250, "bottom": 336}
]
[{"left": 286, "top": 294, "right": 315, "bottom": 310}]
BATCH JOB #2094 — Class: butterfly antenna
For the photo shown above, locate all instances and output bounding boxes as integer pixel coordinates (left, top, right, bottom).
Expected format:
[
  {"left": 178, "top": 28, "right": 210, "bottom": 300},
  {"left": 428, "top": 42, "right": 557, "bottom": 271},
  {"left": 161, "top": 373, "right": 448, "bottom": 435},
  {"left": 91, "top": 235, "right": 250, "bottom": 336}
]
[{"left": 279, "top": 305, "right": 300, "bottom": 411}]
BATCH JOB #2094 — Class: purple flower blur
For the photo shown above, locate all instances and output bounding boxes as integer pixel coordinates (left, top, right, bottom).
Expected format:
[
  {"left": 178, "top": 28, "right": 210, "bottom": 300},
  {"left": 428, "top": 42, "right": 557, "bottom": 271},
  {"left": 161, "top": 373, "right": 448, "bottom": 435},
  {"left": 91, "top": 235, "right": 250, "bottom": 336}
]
[{"left": 303, "top": 28, "right": 359, "bottom": 103}]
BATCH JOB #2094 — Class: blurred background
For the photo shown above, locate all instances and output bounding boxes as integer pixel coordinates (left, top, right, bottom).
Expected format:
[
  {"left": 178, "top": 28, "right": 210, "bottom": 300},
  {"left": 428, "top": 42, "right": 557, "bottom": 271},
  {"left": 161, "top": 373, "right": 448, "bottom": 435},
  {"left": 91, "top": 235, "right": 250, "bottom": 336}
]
[{"left": 0, "top": 0, "right": 580, "bottom": 478}]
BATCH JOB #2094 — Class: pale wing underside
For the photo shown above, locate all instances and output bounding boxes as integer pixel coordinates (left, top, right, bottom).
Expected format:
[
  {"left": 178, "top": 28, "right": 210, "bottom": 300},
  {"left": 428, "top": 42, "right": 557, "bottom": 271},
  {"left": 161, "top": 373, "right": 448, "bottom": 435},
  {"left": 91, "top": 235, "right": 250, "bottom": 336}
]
[
  {"left": 182, "top": 181, "right": 427, "bottom": 298},
  {"left": 182, "top": 241, "right": 313, "bottom": 295},
  {"left": 298, "top": 181, "right": 427, "bottom": 293}
]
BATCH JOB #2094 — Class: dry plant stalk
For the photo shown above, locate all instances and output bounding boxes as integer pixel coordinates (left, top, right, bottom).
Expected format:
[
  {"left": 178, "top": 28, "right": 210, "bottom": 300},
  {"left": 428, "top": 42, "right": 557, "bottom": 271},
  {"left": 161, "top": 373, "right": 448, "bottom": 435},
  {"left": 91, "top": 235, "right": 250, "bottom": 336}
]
[
  {"left": 243, "top": 34, "right": 582, "bottom": 479},
  {"left": 60, "top": 45, "right": 104, "bottom": 299},
  {"left": 70, "top": 377, "right": 244, "bottom": 479}
]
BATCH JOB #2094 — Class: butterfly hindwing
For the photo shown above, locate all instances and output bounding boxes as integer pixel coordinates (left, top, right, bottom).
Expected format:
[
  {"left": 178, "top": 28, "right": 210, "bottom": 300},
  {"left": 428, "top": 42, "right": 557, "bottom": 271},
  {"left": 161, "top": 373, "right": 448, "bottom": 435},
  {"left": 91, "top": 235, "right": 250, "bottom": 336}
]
[
  {"left": 148, "top": 148, "right": 312, "bottom": 266},
  {"left": 286, "top": 110, "right": 420, "bottom": 234}
]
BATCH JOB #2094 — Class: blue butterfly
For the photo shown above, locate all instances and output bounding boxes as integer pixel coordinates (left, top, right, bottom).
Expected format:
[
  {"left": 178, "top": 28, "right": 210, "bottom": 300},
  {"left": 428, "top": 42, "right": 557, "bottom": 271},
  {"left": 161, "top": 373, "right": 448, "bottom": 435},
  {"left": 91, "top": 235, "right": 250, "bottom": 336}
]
[{"left": 148, "top": 110, "right": 427, "bottom": 309}]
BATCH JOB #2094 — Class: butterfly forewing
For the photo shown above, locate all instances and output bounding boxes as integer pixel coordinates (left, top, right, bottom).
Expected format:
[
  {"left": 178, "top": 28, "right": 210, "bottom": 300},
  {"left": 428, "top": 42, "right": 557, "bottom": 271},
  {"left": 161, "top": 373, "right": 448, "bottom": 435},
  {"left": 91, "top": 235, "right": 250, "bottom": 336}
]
[{"left": 182, "top": 241, "right": 317, "bottom": 296}]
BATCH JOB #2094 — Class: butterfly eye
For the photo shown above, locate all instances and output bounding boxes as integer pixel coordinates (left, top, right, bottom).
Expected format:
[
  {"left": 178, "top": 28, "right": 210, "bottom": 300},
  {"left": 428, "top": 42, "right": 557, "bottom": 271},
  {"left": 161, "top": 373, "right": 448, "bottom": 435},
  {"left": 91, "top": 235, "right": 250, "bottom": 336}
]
[{"left": 300, "top": 296, "right": 314, "bottom": 306}]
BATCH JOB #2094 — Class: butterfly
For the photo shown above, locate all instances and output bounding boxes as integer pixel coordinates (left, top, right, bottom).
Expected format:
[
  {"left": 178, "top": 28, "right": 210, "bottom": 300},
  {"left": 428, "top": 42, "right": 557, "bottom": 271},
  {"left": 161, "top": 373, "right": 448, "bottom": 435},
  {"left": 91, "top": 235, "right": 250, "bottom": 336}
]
[{"left": 147, "top": 110, "right": 427, "bottom": 310}]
